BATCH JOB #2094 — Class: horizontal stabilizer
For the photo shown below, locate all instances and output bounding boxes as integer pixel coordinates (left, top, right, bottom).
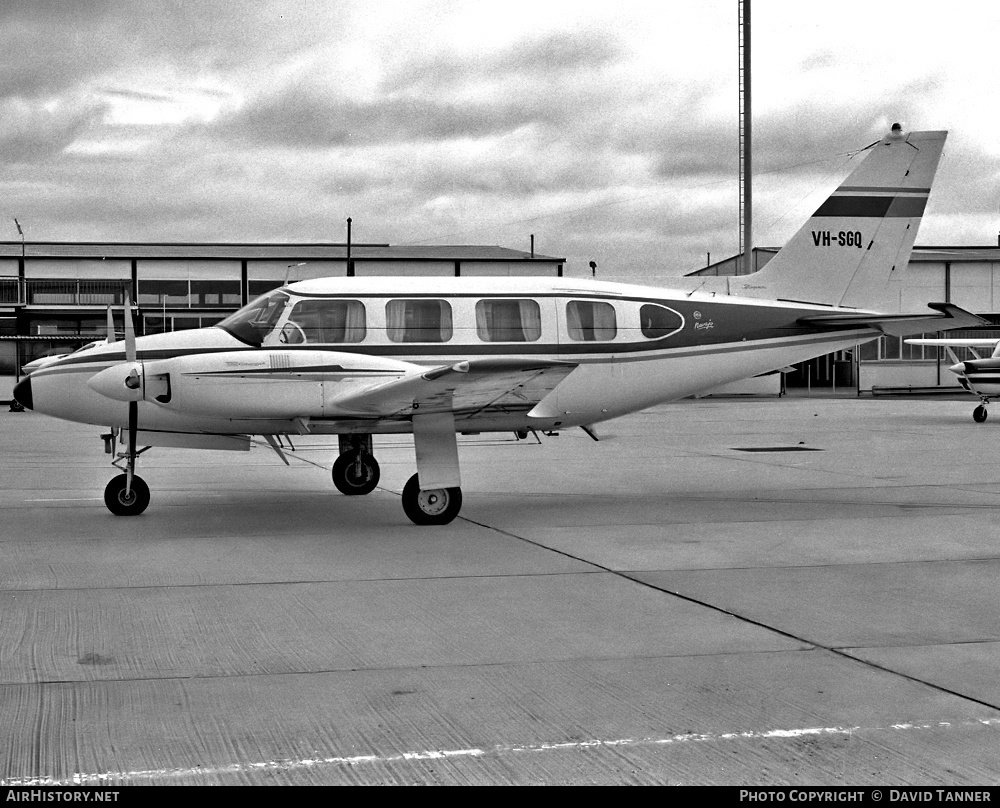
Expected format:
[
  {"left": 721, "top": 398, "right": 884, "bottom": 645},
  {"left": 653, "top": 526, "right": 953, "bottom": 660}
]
[
  {"left": 798, "top": 302, "right": 987, "bottom": 337},
  {"left": 327, "top": 357, "right": 577, "bottom": 419}
]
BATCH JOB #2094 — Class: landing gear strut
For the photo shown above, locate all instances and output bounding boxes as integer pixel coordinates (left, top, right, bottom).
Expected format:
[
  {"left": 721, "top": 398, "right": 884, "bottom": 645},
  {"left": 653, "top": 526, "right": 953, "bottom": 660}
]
[{"left": 332, "top": 434, "right": 380, "bottom": 495}]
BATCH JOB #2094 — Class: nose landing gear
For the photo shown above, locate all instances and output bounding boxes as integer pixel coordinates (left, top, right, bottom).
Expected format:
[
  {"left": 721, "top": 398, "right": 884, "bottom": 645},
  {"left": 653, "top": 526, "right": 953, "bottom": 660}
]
[{"left": 104, "top": 401, "right": 150, "bottom": 516}]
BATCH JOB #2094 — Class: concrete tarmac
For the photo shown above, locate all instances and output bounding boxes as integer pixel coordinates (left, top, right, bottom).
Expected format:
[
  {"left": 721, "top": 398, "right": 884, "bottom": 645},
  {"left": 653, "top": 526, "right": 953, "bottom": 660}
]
[{"left": 1, "top": 391, "right": 999, "bottom": 785}]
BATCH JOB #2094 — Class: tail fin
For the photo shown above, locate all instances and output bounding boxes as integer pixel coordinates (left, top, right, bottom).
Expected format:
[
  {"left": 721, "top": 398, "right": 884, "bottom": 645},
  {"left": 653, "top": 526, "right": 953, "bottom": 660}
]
[{"left": 730, "top": 126, "right": 946, "bottom": 309}]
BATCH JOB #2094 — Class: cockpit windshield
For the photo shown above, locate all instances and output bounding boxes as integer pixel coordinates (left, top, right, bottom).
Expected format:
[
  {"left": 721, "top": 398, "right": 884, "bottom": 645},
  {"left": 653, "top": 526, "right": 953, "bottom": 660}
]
[{"left": 216, "top": 289, "right": 290, "bottom": 346}]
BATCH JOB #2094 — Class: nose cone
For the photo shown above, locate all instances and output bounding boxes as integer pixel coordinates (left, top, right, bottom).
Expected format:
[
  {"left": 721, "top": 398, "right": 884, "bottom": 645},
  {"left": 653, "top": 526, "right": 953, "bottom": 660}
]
[
  {"left": 948, "top": 362, "right": 966, "bottom": 376},
  {"left": 12, "top": 376, "right": 32, "bottom": 410}
]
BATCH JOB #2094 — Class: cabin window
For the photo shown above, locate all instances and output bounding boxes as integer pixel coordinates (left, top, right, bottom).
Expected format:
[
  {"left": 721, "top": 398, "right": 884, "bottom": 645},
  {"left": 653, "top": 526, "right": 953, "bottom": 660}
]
[
  {"left": 475, "top": 299, "right": 542, "bottom": 342},
  {"left": 386, "top": 299, "right": 453, "bottom": 343},
  {"left": 283, "top": 299, "right": 366, "bottom": 344},
  {"left": 566, "top": 300, "right": 616, "bottom": 341},
  {"left": 639, "top": 304, "right": 683, "bottom": 339}
]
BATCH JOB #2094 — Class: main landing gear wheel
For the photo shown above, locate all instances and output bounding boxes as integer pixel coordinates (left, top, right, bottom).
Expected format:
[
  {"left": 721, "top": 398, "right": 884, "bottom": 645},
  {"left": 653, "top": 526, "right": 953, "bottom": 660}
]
[
  {"left": 973, "top": 405, "right": 988, "bottom": 423},
  {"left": 332, "top": 451, "right": 380, "bottom": 495},
  {"left": 104, "top": 473, "right": 150, "bottom": 516},
  {"left": 401, "top": 473, "right": 463, "bottom": 525}
]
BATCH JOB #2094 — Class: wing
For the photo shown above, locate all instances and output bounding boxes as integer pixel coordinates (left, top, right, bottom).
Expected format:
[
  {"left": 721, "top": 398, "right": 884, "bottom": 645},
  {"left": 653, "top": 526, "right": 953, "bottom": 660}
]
[
  {"left": 904, "top": 336, "right": 1000, "bottom": 362},
  {"left": 326, "top": 357, "right": 577, "bottom": 420},
  {"left": 904, "top": 338, "right": 1000, "bottom": 347}
]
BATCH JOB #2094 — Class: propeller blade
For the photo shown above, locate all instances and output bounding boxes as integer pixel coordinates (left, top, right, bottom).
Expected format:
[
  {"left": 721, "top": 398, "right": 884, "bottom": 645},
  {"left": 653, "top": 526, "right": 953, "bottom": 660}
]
[
  {"left": 123, "top": 291, "right": 136, "bottom": 363},
  {"left": 106, "top": 305, "right": 116, "bottom": 343}
]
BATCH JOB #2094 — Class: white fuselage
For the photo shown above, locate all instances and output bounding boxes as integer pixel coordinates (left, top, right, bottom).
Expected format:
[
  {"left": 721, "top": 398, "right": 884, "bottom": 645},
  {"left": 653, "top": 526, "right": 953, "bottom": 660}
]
[{"left": 23, "top": 276, "right": 877, "bottom": 436}]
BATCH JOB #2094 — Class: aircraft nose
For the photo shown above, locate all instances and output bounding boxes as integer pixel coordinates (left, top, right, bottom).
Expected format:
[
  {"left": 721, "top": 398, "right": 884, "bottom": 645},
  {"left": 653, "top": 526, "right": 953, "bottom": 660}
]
[
  {"left": 948, "top": 362, "right": 966, "bottom": 376},
  {"left": 12, "top": 376, "right": 32, "bottom": 410}
]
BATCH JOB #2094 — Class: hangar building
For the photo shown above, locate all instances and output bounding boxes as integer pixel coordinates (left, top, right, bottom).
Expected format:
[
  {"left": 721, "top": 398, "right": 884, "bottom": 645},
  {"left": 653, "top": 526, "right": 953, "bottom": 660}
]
[{"left": 0, "top": 241, "right": 564, "bottom": 378}]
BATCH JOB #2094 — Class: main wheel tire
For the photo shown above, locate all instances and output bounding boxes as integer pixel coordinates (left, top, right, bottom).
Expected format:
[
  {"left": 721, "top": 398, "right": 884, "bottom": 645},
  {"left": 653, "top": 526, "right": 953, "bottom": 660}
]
[
  {"left": 974, "top": 405, "right": 988, "bottom": 423},
  {"left": 401, "top": 473, "right": 462, "bottom": 525},
  {"left": 332, "top": 451, "right": 380, "bottom": 495},
  {"left": 104, "top": 473, "right": 150, "bottom": 516}
]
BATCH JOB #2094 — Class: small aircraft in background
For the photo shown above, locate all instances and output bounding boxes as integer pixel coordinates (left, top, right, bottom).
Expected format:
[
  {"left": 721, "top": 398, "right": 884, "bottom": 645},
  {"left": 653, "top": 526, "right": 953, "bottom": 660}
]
[
  {"left": 905, "top": 337, "right": 1000, "bottom": 421},
  {"left": 12, "top": 125, "right": 986, "bottom": 524}
]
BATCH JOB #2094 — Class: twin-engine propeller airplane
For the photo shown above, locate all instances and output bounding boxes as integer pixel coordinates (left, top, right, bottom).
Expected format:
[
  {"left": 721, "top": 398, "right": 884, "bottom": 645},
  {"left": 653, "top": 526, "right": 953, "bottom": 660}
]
[
  {"left": 12, "top": 125, "right": 986, "bottom": 524},
  {"left": 904, "top": 337, "right": 1000, "bottom": 421}
]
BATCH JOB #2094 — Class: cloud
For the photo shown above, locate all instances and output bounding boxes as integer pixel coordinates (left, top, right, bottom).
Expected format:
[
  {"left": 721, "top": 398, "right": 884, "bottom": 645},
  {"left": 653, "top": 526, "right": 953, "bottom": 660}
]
[
  {"left": 382, "top": 29, "right": 623, "bottom": 94},
  {"left": 0, "top": 96, "right": 107, "bottom": 163},
  {"left": 0, "top": 0, "right": 997, "bottom": 282},
  {"left": 208, "top": 26, "right": 628, "bottom": 151}
]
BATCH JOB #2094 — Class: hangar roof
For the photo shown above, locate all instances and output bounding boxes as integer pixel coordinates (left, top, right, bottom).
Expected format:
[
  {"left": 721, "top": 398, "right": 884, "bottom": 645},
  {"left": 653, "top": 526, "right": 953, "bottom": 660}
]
[{"left": 0, "top": 241, "right": 564, "bottom": 262}]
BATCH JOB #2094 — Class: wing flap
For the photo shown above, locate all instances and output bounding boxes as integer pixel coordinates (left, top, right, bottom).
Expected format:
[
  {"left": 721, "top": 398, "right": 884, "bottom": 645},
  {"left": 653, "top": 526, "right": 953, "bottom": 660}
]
[{"left": 326, "top": 358, "right": 577, "bottom": 419}]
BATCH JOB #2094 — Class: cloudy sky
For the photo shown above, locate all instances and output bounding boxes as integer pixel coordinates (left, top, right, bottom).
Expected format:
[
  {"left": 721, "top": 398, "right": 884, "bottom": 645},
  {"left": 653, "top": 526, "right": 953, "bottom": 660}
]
[{"left": 2, "top": 0, "right": 998, "bottom": 283}]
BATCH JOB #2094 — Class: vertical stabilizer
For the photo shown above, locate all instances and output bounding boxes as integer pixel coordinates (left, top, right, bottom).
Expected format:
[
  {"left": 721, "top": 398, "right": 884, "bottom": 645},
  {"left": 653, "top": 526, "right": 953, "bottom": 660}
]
[{"left": 729, "top": 126, "right": 946, "bottom": 310}]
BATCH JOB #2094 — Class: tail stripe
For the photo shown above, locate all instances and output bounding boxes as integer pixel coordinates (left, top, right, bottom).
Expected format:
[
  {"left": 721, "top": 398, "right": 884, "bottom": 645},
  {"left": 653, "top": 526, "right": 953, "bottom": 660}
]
[{"left": 813, "top": 195, "right": 927, "bottom": 218}]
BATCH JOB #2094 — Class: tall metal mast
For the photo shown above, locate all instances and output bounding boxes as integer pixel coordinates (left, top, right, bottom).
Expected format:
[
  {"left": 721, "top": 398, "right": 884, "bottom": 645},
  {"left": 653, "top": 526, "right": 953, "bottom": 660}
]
[{"left": 738, "top": 0, "right": 752, "bottom": 274}]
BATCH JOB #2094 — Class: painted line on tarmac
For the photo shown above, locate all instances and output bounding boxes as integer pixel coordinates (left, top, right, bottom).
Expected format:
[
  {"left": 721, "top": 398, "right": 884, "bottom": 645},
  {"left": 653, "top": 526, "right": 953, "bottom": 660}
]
[
  {"left": 24, "top": 497, "right": 103, "bottom": 502},
  {"left": 5, "top": 717, "right": 1000, "bottom": 785}
]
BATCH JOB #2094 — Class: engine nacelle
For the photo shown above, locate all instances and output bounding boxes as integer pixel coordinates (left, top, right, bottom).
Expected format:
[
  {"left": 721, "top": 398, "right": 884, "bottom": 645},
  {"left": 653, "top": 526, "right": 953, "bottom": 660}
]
[
  {"left": 137, "top": 350, "right": 415, "bottom": 419},
  {"left": 87, "top": 362, "right": 170, "bottom": 403}
]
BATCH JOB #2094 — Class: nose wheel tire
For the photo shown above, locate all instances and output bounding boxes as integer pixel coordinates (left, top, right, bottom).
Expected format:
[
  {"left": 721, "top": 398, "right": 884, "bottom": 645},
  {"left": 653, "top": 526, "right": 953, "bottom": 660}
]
[
  {"left": 332, "top": 451, "right": 380, "bottom": 495},
  {"left": 974, "top": 405, "right": 988, "bottom": 423},
  {"left": 401, "top": 473, "right": 462, "bottom": 525},
  {"left": 104, "top": 473, "right": 150, "bottom": 516}
]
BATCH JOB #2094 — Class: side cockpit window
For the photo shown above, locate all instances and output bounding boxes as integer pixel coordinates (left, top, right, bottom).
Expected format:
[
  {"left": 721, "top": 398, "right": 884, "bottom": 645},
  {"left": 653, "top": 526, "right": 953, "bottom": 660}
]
[
  {"left": 217, "top": 290, "right": 289, "bottom": 346},
  {"left": 566, "top": 300, "right": 616, "bottom": 341},
  {"left": 639, "top": 304, "right": 683, "bottom": 339},
  {"left": 386, "top": 299, "right": 453, "bottom": 343},
  {"left": 475, "top": 299, "right": 541, "bottom": 342},
  {"left": 281, "top": 299, "right": 366, "bottom": 345}
]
